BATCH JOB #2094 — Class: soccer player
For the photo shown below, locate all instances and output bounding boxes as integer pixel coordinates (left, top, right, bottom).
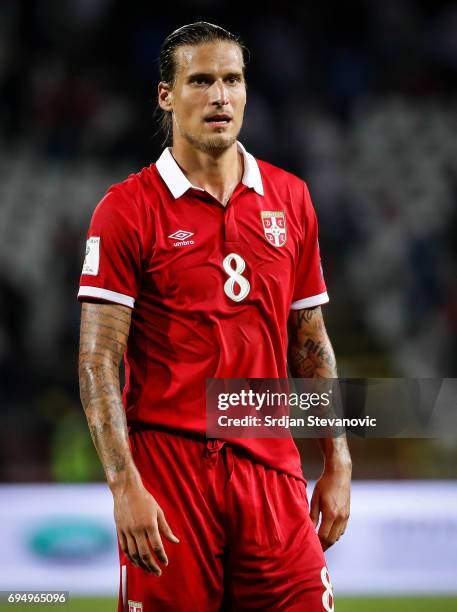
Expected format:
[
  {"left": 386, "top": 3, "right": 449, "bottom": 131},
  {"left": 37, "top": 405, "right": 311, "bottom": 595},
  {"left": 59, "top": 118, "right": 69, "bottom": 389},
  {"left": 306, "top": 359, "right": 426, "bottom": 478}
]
[{"left": 78, "top": 22, "right": 351, "bottom": 611}]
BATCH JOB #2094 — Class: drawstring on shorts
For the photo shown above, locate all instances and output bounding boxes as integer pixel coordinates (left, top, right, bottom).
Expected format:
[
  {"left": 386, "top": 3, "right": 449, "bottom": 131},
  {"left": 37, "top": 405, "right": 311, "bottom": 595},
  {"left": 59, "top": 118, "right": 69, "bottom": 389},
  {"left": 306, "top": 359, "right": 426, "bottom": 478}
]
[{"left": 205, "top": 438, "right": 234, "bottom": 480}]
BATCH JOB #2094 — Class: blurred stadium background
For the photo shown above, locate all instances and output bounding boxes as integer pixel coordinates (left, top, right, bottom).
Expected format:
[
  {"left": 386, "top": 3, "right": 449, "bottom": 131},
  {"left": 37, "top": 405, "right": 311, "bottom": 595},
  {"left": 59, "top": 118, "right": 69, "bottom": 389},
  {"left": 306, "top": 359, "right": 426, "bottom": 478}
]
[{"left": 0, "top": 0, "right": 456, "bottom": 609}]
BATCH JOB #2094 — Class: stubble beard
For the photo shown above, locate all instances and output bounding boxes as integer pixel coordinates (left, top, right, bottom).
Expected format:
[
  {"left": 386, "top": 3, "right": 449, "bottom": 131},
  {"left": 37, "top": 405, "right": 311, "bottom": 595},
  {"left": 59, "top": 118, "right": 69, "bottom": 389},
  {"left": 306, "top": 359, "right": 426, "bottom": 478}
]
[{"left": 183, "top": 129, "right": 239, "bottom": 156}]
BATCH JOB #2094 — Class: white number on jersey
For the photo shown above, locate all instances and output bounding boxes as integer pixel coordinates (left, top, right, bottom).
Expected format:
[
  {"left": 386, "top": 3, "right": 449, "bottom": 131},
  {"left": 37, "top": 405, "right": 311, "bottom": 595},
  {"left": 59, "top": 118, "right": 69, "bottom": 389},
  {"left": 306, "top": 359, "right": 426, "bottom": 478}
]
[
  {"left": 222, "top": 253, "right": 250, "bottom": 302},
  {"left": 321, "top": 566, "right": 334, "bottom": 612}
]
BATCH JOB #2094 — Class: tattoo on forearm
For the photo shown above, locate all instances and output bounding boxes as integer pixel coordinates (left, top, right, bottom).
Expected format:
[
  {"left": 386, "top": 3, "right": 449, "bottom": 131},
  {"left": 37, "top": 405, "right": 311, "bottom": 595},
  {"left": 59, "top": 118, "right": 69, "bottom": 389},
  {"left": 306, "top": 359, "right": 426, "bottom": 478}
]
[
  {"left": 79, "top": 303, "right": 134, "bottom": 483},
  {"left": 288, "top": 307, "right": 337, "bottom": 378},
  {"left": 289, "top": 307, "right": 351, "bottom": 463}
]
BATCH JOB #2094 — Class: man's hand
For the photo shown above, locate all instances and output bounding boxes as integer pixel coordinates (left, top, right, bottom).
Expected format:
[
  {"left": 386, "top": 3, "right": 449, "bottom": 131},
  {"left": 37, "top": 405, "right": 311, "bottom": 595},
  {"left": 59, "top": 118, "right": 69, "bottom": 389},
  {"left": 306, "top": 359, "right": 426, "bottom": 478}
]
[
  {"left": 113, "top": 481, "right": 180, "bottom": 576},
  {"left": 79, "top": 302, "right": 179, "bottom": 575},
  {"left": 310, "top": 463, "right": 351, "bottom": 551}
]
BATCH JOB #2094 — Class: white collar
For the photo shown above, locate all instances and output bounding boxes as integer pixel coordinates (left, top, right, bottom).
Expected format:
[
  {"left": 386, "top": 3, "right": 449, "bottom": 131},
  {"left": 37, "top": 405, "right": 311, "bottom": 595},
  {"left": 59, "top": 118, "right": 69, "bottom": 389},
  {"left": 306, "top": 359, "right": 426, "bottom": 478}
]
[{"left": 155, "top": 141, "right": 264, "bottom": 199}]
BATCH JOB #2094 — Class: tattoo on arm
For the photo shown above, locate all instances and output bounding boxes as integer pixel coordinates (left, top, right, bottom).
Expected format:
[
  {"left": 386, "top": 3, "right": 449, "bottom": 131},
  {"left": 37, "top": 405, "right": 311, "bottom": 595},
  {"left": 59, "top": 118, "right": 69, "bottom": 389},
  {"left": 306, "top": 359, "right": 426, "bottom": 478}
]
[
  {"left": 289, "top": 308, "right": 351, "bottom": 466},
  {"left": 79, "top": 302, "right": 138, "bottom": 487},
  {"left": 288, "top": 307, "right": 337, "bottom": 378}
]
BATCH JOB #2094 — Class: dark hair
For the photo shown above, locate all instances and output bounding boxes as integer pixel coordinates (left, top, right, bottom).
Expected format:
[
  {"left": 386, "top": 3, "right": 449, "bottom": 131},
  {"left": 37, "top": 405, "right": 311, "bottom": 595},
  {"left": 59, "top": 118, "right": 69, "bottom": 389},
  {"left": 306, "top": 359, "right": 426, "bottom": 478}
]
[{"left": 157, "top": 21, "right": 248, "bottom": 144}]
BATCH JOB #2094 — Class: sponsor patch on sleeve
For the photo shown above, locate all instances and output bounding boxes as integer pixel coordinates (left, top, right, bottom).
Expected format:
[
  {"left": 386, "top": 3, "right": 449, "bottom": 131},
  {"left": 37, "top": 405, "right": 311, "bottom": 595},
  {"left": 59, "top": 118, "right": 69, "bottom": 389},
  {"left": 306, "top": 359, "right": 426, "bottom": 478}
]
[{"left": 82, "top": 237, "right": 100, "bottom": 276}]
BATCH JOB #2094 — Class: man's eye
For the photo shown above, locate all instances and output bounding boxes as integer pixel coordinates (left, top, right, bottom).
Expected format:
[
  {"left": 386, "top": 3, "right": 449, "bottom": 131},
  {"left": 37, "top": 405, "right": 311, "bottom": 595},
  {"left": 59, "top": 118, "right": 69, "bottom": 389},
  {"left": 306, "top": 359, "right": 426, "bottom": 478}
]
[
  {"left": 227, "top": 76, "right": 240, "bottom": 84},
  {"left": 192, "top": 78, "right": 209, "bottom": 86}
]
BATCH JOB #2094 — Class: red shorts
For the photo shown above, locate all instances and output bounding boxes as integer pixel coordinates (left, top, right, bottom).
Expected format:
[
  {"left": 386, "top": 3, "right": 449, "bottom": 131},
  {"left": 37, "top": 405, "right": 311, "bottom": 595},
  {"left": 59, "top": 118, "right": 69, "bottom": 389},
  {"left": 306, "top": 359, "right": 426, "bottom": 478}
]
[{"left": 118, "top": 429, "right": 334, "bottom": 611}]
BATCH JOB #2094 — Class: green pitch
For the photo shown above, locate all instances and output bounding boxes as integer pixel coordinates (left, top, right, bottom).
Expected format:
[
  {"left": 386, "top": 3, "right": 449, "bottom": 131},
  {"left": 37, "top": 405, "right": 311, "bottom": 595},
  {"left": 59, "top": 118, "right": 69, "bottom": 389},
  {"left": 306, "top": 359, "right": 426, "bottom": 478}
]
[
  {"left": 2, "top": 597, "right": 457, "bottom": 611},
  {"left": 337, "top": 597, "right": 457, "bottom": 611}
]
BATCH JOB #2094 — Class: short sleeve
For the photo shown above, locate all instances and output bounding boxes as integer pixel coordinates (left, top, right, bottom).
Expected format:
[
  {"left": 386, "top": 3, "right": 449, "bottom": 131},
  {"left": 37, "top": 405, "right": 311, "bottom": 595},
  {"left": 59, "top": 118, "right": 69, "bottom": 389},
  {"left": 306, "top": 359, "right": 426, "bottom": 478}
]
[
  {"left": 291, "top": 183, "right": 329, "bottom": 310},
  {"left": 77, "top": 188, "right": 142, "bottom": 308}
]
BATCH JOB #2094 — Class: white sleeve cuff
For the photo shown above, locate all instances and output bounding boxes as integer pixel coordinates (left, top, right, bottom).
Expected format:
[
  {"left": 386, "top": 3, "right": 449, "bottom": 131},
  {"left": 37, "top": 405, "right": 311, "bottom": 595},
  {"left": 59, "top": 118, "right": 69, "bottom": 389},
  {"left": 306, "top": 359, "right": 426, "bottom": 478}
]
[
  {"left": 290, "top": 291, "right": 329, "bottom": 310},
  {"left": 78, "top": 286, "right": 135, "bottom": 308}
]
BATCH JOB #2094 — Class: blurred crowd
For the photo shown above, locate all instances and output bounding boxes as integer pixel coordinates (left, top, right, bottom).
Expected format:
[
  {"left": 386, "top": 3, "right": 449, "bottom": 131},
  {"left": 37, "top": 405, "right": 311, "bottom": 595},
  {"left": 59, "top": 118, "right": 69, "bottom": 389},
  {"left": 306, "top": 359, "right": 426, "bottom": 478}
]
[{"left": 1, "top": 0, "right": 456, "bottom": 481}]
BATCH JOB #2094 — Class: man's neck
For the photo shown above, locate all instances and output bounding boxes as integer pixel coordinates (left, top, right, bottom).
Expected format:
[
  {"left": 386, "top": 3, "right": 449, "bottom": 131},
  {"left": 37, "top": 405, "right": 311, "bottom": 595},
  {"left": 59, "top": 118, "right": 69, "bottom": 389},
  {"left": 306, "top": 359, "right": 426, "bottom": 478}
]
[{"left": 171, "top": 140, "right": 243, "bottom": 206}]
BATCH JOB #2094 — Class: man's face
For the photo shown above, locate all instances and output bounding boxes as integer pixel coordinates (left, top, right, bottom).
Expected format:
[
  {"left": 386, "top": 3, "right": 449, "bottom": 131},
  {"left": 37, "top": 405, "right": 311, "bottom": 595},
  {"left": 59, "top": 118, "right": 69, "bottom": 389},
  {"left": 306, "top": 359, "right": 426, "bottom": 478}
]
[{"left": 159, "top": 41, "right": 246, "bottom": 153}]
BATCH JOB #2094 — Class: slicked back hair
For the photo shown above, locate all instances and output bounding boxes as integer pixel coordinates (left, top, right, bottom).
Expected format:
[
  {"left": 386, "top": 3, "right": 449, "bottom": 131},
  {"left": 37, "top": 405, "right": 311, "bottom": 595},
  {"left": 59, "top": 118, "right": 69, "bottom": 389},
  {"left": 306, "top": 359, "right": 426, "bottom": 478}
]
[{"left": 157, "top": 21, "right": 248, "bottom": 144}]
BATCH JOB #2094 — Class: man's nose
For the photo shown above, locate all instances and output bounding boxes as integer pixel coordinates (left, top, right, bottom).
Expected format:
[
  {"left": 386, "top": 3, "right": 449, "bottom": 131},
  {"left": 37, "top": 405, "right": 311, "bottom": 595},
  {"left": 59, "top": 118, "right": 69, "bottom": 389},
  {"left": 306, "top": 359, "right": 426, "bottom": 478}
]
[{"left": 209, "top": 80, "right": 229, "bottom": 105}]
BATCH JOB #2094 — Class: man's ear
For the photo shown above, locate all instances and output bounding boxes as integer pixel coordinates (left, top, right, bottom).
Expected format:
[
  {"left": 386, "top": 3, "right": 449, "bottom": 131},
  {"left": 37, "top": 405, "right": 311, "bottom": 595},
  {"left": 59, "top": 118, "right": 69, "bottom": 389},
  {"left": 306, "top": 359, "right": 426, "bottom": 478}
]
[{"left": 158, "top": 82, "right": 173, "bottom": 112}]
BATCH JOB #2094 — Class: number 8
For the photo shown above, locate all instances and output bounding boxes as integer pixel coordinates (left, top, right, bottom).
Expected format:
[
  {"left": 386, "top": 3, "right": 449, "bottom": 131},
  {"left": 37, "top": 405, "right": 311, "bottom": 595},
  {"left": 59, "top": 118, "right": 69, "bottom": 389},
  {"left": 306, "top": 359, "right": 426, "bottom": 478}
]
[
  {"left": 321, "top": 566, "right": 334, "bottom": 611},
  {"left": 223, "top": 253, "right": 250, "bottom": 302}
]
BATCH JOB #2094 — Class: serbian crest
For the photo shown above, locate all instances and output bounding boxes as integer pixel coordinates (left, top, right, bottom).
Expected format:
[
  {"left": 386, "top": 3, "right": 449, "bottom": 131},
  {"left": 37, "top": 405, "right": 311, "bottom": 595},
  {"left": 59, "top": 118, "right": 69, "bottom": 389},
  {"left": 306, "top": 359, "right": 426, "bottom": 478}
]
[
  {"left": 261, "top": 211, "right": 287, "bottom": 247},
  {"left": 128, "top": 601, "right": 143, "bottom": 612}
]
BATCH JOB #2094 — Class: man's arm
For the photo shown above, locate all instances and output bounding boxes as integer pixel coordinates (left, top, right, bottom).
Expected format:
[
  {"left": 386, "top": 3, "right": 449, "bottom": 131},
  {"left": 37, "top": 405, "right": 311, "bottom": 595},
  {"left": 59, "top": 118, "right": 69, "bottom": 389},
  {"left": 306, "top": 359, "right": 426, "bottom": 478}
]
[
  {"left": 79, "top": 302, "right": 179, "bottom": 575},
  {"left": 288, "top": 306, "right": 351, "bottom": 551}
]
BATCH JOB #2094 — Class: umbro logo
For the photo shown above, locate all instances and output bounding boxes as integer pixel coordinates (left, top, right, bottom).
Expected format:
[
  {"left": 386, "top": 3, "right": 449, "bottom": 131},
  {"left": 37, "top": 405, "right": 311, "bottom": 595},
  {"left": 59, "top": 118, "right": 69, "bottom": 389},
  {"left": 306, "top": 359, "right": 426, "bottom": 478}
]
[
  {"left": 168, "top": 230, "right": 195, "bottom": 247},
  {"left": 169, "top": 230, "right": 193, "bottom": 241}
]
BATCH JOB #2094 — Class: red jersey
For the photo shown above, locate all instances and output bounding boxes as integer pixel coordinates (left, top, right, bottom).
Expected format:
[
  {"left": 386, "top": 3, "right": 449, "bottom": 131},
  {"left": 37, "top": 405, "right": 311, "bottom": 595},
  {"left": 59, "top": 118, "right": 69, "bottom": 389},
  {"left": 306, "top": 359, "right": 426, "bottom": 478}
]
[{"left": 78, "top": 142, "right": 328, "bottom": 480}]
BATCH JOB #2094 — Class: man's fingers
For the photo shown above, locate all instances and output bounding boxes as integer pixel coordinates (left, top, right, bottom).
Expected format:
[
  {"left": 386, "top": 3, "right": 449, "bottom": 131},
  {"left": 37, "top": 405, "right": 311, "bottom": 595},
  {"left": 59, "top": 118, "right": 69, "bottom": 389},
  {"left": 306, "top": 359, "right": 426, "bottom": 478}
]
[
  {"left": 125, "top": 532, "right": 144, "bottom": 570},
  {"left": 115, "top": 498, "right": 178, "bottom": 574},
  {"left": 339, "top": 513, "right": 349, "bottom": 539},
  {"left": 318, "top": 515, "right": 335, "bottom": 551},
  {"left": 317, "top": 516, "right": 333, "bottom": 540},
  {"left": 135, "top": 530, "right": 162, "bottom": 575},
  {"left": 319, "top": 508, "right": 349, "bottom": 550},
  {"left": 146, "top": 526, "right": 169, "bottom": 567},
  {"left": 157, "top": 510, "right": 180, "bottom": 544},
  {"left": 309, "top": 491, "right": 320, "bottom": 528},
  {"left": 325, "top": 519, "right": 345, "bottom": 549}
]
